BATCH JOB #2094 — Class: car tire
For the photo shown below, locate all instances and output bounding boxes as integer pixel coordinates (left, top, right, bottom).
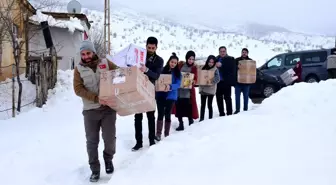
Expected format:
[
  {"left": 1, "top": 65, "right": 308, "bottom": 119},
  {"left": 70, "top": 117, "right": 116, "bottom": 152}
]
[
  {"left": 305, "top": 75, "right": 319, "bottom": 83},
  {"left": 263, "top": 84, "right": 275, "bottom": 98}
]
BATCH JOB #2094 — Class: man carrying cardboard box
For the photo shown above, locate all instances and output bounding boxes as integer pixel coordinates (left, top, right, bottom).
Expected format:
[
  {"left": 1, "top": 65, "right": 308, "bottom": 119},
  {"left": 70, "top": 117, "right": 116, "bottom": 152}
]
[
  {"left": 132, "top": 36, "right": 164, "bottom": 151},
  {"left": 234, "top": 48, "right": 254, "bottom": 114},
  {"left": 73, "top": 40, "right": 118, "bottom": 182}
]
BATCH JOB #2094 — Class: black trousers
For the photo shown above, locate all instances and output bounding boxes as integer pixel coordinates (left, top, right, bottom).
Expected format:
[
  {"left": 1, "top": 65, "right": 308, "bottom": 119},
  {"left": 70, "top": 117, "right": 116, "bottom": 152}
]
[
  {"left": 216, "top": 81, "right": 233, "bottom": 116},
  {"left": 156, "top": 97, "right": 175, "bottom": 122},
  {"left": 200, "top": 94, "right": 214, "bottom": 120},
  {"left": 134, "top": 111, "right": 155, "bottom": 144}
]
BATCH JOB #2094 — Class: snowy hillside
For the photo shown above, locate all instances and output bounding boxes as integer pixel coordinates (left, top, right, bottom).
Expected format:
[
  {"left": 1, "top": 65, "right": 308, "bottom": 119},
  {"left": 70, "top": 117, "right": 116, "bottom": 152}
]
[
  {"left": 83, "top": 8, "right": 335, "bottom": 65},
  {"left": 0, "top": 69, "right": 335, "bottom": 185}
]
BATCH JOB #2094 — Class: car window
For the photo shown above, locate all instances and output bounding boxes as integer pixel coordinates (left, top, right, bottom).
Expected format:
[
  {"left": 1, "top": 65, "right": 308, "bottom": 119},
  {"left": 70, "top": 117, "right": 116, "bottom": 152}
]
[
  {"left": 302, "top": 51, "right": 327, "bottom": 64},
  {"left": 267, "top": 56, "right": 283, "bottom": 68},
  {"left": 285, "top": 54, "right": 301, "bottom": 66}
]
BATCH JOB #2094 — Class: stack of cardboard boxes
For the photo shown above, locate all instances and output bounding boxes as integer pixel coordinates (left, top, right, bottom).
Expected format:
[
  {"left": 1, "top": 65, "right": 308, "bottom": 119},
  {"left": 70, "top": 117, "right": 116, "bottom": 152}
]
[{"left": 99, "top": 44, "right": 156, "bottom": 116}]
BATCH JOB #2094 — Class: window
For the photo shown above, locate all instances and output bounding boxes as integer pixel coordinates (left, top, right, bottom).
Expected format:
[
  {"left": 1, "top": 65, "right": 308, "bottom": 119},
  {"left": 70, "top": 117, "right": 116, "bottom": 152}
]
[
  {"left": 285, "top": 54, "right": 301, "bottom": 66},
  {"left": 267, "top": 56, "right": 283, "bottom": 68},
  {"left": 302, "top": 51, "right": 327, "bottom": 64}
]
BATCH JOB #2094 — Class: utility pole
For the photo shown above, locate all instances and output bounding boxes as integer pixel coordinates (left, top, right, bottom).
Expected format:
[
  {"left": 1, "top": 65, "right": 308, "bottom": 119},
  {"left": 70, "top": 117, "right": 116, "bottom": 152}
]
[{"left": 104, "top": 0, "right": 111, "bottom": 56}]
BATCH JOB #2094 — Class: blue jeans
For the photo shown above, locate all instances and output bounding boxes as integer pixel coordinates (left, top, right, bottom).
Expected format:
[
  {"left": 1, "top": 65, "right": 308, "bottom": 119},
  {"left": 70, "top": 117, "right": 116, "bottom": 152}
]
[{"left": 235, "top": 84, "right": 251, "bottom": 111}]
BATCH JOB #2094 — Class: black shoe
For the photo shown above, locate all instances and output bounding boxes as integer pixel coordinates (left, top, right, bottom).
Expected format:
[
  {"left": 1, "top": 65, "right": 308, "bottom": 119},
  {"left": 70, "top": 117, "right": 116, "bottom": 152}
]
[
  {"left": 149, "top": 140, "right": 156, "bottom": 146},
  {"left": 176, "top": 122, "right": 184, "bottom": 131},
  {"left": 155, "top": 135, "right": 161, "bottom": 141},
  {"left": 189, "top": 118, "right": 194, "bottom": 125},
  {"left": 234, "top": 110, "right": 240, "bottom": 114},
  {"left": 132, "top": 143, "right": 143, "bottom": 151},
  {"left": 105, "top": 161, "right": 114, "bottom": 174},
  {"left": 90, "top": 171, "right": 100, "bottom": 182},
  {"left": 199, "top": 118, "right": 204, "bottom": 122}
]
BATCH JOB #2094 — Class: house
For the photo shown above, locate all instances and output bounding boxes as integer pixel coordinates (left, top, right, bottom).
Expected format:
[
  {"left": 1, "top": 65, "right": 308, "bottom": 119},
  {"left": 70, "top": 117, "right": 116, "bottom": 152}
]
[
  {"left": 0, "top": 0, "right": 36, "bottom": 81},
  {"left": 28, "top": 11, "right": 91, "bottom": 71}
]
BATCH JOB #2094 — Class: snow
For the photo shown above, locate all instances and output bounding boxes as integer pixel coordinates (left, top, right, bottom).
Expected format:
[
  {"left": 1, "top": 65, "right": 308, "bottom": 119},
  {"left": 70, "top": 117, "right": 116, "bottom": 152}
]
[
  {"left": 1, "top": 6, "right": 336, "bottom": 185},
  {"left": 0, "top": 69, "right": 336, "bottom": 185},
  {"left": 30, "top": 11, "right": 84, "bottom": 33}
]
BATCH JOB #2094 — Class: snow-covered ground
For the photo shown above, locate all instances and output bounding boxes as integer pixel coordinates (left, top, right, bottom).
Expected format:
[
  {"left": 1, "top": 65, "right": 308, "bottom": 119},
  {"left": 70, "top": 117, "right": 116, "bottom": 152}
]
[
  {"left": 0, "top": 75, "right": 36, "bottom": 119},
  {"left": 0, "top": 70, "right": 335, "bottom": 185}
]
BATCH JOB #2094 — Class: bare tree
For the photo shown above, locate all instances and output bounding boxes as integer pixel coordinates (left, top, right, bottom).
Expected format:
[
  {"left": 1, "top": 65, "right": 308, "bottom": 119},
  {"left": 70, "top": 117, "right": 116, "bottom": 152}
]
[
  {"left": 0, "top": 0, "right": 33, "bottom": 112},
  {"left": 89, "top": 28, "right": 107, "bottom": 58}
]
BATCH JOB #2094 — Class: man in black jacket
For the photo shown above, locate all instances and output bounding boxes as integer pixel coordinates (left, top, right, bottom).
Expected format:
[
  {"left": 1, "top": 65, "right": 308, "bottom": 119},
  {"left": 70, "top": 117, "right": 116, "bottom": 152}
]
[
  {"left": 215, "top": 46, "right": 236, "bottom": 116},
  {"left": 132, "top": 36, "right": 164, "bottom": 151},
  {"left": 234, "top": 48, "right": 252, "bottom": 114}
]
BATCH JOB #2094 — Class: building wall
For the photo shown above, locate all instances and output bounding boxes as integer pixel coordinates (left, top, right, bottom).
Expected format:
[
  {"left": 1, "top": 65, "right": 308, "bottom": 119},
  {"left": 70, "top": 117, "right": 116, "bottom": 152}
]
[
  {"left": 29, "top": 26, "right": 83, "bottom": 71},
  {"left": 0, "top": 0, "right": 33, "bottom": 81}
]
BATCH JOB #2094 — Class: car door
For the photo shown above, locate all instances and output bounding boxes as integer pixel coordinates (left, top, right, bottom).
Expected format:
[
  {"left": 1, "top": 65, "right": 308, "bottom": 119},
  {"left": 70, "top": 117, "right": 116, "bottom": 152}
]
[
  {"left": 301, "top": 51, "right": 328, "bottom": 81},
  {"left": 260, "top": 54, "right": 285, "bottom": 77}
]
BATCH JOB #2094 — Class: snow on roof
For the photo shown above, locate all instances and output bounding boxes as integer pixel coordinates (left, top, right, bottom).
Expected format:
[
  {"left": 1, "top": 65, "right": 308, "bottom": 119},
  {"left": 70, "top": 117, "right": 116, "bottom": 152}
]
[{"left": 29, "top": 11, "right": 84, "bottom": 33}]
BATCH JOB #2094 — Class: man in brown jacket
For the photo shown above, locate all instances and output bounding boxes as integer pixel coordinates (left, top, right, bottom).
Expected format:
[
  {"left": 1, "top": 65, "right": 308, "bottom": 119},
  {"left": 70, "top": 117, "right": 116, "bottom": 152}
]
[{"left": 73, "top": 40, "right": 118, "bottom": 182}]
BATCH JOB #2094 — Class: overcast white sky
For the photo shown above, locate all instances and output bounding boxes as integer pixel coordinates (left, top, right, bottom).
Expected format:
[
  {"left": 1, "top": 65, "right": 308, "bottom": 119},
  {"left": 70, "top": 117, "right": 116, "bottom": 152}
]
[{"left": 79, "top": 0, "right": 335, "bottom": 35}]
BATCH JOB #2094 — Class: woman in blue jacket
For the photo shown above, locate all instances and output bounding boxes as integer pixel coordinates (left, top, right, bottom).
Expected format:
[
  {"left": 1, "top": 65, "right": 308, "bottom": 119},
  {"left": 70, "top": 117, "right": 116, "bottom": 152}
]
[{"left": 155, "top": 52, "right": 182, "bottom": 141}]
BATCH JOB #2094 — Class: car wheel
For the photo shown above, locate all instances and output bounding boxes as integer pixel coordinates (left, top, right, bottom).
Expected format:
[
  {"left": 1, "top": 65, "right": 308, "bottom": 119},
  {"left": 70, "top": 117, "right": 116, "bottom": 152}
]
[
  {"left": 305, "top": 75, "right": 319, "bottom": 83},
  {"left": 263, "top": 84, "right": 275, "bottom": 98}
]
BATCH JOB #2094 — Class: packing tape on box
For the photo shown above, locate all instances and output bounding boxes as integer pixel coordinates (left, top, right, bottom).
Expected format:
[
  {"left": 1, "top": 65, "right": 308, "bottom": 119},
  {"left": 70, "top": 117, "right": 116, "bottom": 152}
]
[{"left": 114, "top": 88, "right": 148, "bottom": 108}]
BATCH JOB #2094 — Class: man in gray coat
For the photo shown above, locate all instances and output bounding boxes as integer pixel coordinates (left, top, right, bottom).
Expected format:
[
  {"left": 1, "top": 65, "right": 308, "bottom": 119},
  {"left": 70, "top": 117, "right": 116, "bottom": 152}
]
[{"left": 73, "top": 40, "right": 118, "bottom": 182}]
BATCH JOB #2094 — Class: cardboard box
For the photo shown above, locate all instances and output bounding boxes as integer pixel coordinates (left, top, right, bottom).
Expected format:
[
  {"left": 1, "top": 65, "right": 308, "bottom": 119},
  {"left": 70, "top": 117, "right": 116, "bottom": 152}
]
[
  {"left": 106, "top": 44, "right": 146, "bottom": 68},
  {"left": 155, "top": 74, "right": 172, "bottom": 91},
  {"left": 198, "top": 70, "right": 215, "bottom": 85},
  {"left": 237, "top": 60, "right": 256, "bottom": 84},
  {"left": 180, "top": 72, "right": 194, "bottom": 89},
  {"left": 195, "top": 65, "right": 204, "bottom": 85},
  {"left": 280, "top": 68, "right": 298, "bottom": 85},
  {"left": 327, "top": 55, "right": 336, "bottom": 69},
  {"left": 99, "top": 66, "right": 156, "bottom": 116}
]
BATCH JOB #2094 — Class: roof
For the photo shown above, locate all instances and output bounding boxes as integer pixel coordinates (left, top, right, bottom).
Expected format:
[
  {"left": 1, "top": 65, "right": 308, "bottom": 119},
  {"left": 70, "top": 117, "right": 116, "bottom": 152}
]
[
  {"left": 41, "top": 11, "right": 91, "bottom": 29},
  {"left": 28, "top": 19, "right": 83, "bottom": 32},
  {"left": 275, "top": 48, "right": 335, "bottom": 56},
  {"left": 21, "top": 0, "right": 37, "bottom": 14}
]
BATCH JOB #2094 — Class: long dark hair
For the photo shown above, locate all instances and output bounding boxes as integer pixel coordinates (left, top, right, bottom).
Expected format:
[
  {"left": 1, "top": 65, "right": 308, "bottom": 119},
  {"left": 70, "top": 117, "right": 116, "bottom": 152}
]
[
  {"left": 162, "top": 52, "right": 181, "bottom": 79},
  {"left": 202, "top": 55, "right": 217, "bottom": 70}
]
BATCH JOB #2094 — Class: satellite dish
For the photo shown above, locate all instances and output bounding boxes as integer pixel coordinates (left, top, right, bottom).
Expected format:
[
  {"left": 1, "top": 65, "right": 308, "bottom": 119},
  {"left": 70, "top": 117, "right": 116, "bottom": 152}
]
[{"left": 67, "top": 0, "right": 82, "bottom": 14}]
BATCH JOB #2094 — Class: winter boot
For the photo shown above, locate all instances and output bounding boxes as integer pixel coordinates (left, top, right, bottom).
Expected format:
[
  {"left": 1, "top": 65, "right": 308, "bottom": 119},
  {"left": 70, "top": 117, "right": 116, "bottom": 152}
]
[
  {"left": 105, "top": 161, "right": 114, "bottom": 174},
  {"left": 90, "top": 171, "right": 100, "bottom": 182},
  {"left": 164, "top": 121, "right": 172, "bottom": 137},
  {"left": 155, "top": 120, "right": 163, "bottom": 141}
]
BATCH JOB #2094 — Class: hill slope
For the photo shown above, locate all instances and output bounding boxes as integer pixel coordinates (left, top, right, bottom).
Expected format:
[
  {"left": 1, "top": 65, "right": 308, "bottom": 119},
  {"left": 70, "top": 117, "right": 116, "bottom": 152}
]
[{"left": 83, "top": 8, "right": 334, "bottom": 65}]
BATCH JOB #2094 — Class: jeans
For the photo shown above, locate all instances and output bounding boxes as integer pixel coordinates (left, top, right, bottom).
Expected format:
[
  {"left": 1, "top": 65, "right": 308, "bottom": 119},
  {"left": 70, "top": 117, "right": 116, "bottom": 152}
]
[
  {"left": 235, "top": 84, "right": 251, "bottom": 111},
  {"left": 156, "top": 97, "right": 175, "bottom": 122},
  {"left": 200, "top": 94, "right": 214, "bottom": 120}
]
